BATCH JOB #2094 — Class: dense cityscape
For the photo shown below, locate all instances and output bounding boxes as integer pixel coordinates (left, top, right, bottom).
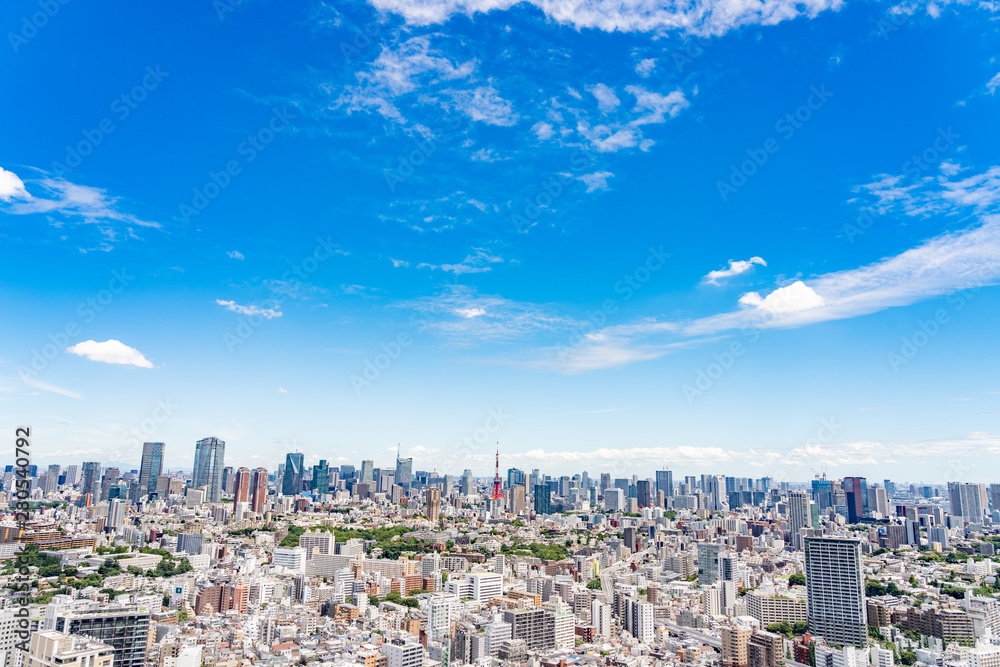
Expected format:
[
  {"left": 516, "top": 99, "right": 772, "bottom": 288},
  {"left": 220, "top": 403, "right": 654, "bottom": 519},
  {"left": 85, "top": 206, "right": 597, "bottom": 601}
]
[{"left": 4, "top": 439, "right": 1000, "bottom": 667}]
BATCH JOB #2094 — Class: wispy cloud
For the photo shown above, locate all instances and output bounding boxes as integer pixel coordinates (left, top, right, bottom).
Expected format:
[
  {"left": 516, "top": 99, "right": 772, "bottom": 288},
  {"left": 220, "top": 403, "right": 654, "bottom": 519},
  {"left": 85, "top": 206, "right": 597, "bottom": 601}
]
[
  {"left": 215, "top": 299, "right": 283, "bottom": 319},
  {"left": 550, "top": 209, "right": 1000, "bottom": 371},
  {"left": 398, "top": 284, "right": 575, "bottom": 341},
  {"left": 227, "top": 250, "right": 245, "bottom": 260},
  {"left": 417, "top": 247, "right": 504, "bottom": 274},
  {"left": 0, "top": 168, "right": 160, "bottom": 249},
  {"left": 703, "top": 256, "right": 767, "bottom": 284},
  {"left": 365, "top": 0, "right": 845, "bottom": 37}
]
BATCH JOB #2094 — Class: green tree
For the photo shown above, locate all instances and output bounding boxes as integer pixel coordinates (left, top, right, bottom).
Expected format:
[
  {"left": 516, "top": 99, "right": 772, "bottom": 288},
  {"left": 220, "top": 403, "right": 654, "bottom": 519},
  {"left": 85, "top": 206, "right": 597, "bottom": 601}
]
[{"left": 789, "top": 573, "right": 806, "bottom": 586}]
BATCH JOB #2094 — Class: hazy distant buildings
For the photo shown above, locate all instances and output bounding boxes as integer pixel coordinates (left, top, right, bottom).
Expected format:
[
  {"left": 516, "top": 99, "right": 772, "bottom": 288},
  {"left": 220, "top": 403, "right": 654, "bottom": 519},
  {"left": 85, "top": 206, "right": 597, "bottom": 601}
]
[{"left": 192, "top": 437, "right": 225, "bottom": 502}]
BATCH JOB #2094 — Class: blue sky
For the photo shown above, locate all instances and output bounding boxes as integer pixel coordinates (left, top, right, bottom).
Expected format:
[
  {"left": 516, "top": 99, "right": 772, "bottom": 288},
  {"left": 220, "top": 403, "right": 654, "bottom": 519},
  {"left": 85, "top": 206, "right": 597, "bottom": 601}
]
[{"left": 1, "top": 0, "right": 999, "bottom": 483}]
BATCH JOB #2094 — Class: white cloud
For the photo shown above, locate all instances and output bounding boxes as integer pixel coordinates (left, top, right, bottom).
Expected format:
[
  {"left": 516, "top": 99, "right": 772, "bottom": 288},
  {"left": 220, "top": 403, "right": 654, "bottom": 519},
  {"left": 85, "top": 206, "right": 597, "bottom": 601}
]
[
  {"left": 550, "top": 207, "right": 1000, "bottom": 371},
  {"left": 278, "top": 387, "right": 289, "bottom": 393},
  {"left": 227, "top": 250, "right": 245, "bottom": 260},
  {"left": 215, "top": 299, "right": 283, "bottom": 319},
  {"left": 417, "top": 247, "right": 504, "bottom": 274},
  {"left": 738, "top": 280, "right": 824, "bottom": 315},
  {"left": 987, "top": 72, "right": 1000, "bottom": 95},
  {"left": 398, "top": 284, "right": 574, "bottom": 341},
  {"left": 586, "top": 83, "right": 620, "bottom": 113},
  {"left": 576, "top": 122, "right": 640, "bottom": 152},
  {"left": 625, "top": 86, "right": 689, "bottom": 125},
  {"left": 855, "top": 162, "right": 1000, "bottom": 218},
  {"left": 65, "top": 339, "right": 154, "bottom": 368},
  {"left": 364, "top": 0, "right": 845, "bottom": 37},
  {"left": 2, "top": 174, "right": 159, "bottom": 249},
  {"left": 391, "top": 258, "right": 410, "bottom": 268},
  {"left": 0, "top": 167, "right": 29, "bottom": 201},
  {"left": 577, "top": 171, "right": 614, "bottom": 192},
  {"left": 532, "top": 121, "right": 555, "bottom": 140},
  {"left": 336, "top": 35, "right": 476, "bottom": 123},
  {"left": 635, "top": 58, "right": 656, "bottom": 77},
  {"left": 449, "top": 86, "right": 517, "bottom": 126},
  {"left": 703, "top": 256, "right": 767, "bottom": 284}
]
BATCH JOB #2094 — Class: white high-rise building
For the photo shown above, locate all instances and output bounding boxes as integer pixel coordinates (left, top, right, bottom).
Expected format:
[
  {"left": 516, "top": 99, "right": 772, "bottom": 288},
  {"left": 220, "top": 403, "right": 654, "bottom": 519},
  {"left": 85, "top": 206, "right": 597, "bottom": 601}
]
[
  {"left": 789, "top": 491, "right": 811, "bottom": 550},
  {"left": 381, "top": 642, "right": 423, "bottom": 667},
  {"left": 591, "top": 600, "right": 612, "bottom": 638},
  {"left": 624, "top": 599, "right": 654, "bottom": 644},
  {"left": 273, "top": 547, "right": 306, "bottom": 574}
]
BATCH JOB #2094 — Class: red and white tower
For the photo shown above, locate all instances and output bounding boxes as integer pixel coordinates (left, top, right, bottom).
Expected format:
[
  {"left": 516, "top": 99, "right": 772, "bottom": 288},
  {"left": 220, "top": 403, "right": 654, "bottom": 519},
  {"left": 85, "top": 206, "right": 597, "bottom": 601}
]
[{"left": 491, "top": 447, "right": 503, "bottom": 501}]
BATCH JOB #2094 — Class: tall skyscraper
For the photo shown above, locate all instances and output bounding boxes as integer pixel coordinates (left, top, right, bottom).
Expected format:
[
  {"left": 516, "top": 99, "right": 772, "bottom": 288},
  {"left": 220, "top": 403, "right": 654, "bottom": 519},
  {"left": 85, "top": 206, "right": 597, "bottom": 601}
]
[
  {"left": 426, "top": 487, "right": 442, "bottom": 522},
  {"left": 82, "top": 462, "right": 101, "bottom": 500},
  {"left": 461, "top": 469, "right": 473, "bottom": 496},
  {"left": 636, "top": 479, "right": 652, "bottom": 508},
  {"left": 698, "top": 543, "right": 722, "bottom": 585},
  {"left": 192, "top": 437, "right": 225, "bottom": 502},
  {"left": 843, "top": 477, "right": 867, "bottom": 522},
  {"left": 395, "top": 447, "right": 413, "bottom": 489},
  {"left": 221, "top": 466, "right": 234, "bottom": 493},
  {"left": 788, "top": 490, "right": 811, "bottom": 549},
  {"left": 949, "top": 482, "right": 988, "bottom": 524},
  {"left": 534, "top": 484, "right": 551, "bottom": 515},
  {"left": 250, "top": 467, "right": 268, "bottom": 513},
  {"left": 43, "top": 465, "right": 60, "bottom": 494},
  {"left": 313, "top": 460, "right": 330, "bottom": 495},
  {"left": 99, "top": 468, "right": 120, "bottom": 502},
  {"left": 359, "top": 460, "right": 374, "bottom": 484},
  {"left": 656, "top": 470, "right": 674, "bottom": 498},
  {"left": 138, "top": 442, "right": 165, "bottom": 499},
  {"left": 804, "top": 536, "right": 866, "bottom": 648},
  {"left": 282, "top": 452, "right": 305, "bottom": 496},
  {"left": 233, "top": 467, "right": 251, "bottom": 510}
]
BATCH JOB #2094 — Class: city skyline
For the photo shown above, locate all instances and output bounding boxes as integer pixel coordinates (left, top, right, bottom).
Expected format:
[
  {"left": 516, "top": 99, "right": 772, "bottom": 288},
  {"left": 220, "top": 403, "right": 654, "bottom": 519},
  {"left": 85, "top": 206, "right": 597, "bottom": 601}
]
[{"left": 2, "top": 1, "right": 999, "bottom": 481}]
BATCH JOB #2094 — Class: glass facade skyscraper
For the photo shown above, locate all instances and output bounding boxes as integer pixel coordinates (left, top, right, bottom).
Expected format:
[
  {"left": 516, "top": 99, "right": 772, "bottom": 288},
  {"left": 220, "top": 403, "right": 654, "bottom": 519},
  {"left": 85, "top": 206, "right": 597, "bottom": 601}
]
[
  {"left": 282, "top": 452, "right": 304, "bottom": 496},
  {"left": 138, "top": 442, "right": 165, "bottom": 499},
  {"left": 192, "top": 437, "right": 225, "bottom": 502}
]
